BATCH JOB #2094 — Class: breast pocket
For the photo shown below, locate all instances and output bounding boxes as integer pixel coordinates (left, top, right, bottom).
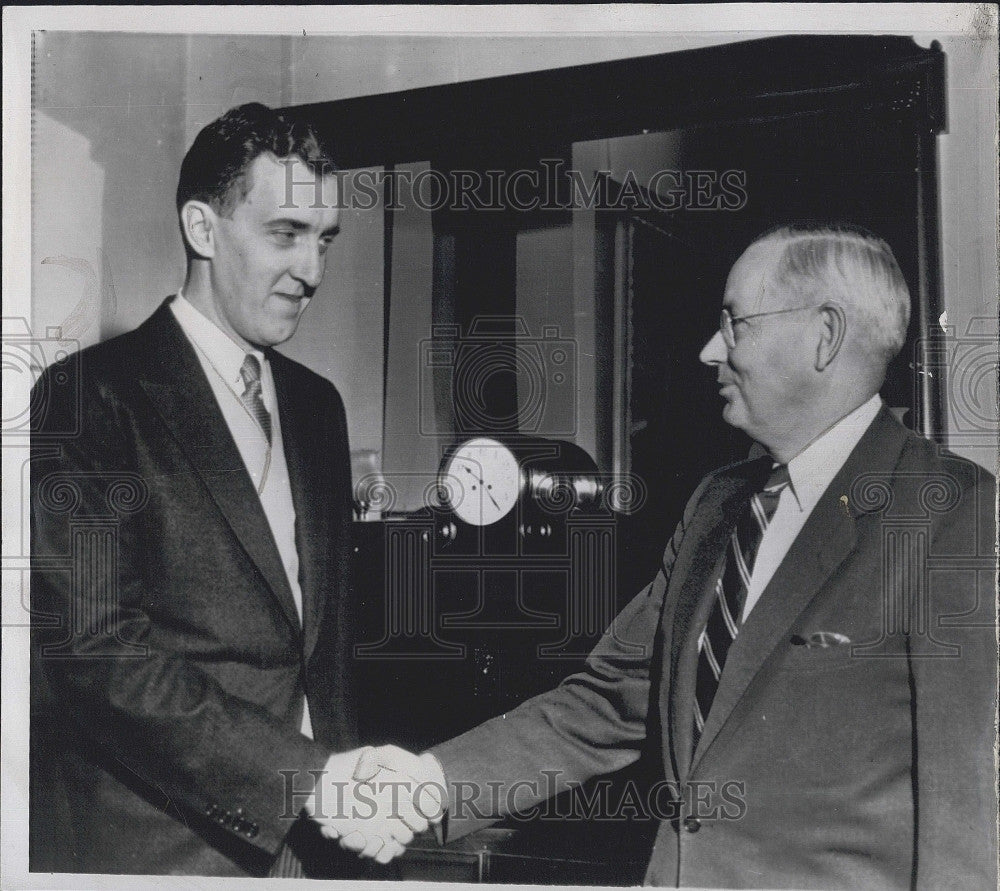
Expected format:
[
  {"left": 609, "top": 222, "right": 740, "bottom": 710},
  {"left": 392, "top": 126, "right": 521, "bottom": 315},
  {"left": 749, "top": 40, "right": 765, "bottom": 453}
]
[{"left": 776, "top": 633, "right": 859, "bottom": 671}]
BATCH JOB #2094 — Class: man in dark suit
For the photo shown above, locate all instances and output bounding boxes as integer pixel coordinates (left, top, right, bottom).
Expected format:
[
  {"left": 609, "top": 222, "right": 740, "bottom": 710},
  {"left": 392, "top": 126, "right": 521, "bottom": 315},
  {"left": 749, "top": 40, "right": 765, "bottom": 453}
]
[
  {"left": 30, "top": 103, "right": 425, "bottom": 877},
  {"left": 368, "top": 224, "right": 997, "bottom": 888}
]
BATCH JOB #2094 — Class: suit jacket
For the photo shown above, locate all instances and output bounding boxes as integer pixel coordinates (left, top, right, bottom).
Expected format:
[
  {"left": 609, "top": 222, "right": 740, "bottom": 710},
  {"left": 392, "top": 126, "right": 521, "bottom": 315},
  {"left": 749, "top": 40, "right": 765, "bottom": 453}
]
[
  {"left": 30, "top": 299, "right": 359, "bottom": 876},
  {"left": 431, "top": 407, "right": 997, "bottom": 889}
]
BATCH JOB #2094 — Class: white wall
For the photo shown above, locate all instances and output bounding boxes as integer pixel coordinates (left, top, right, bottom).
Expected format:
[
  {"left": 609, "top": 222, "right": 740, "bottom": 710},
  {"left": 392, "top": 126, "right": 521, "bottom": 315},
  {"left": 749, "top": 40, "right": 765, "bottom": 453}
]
[
  {"left": 931, "top": 32, "right": 999, "bottom": 472},
  {"left": 31, "top": 112, "right": 105, "bottom": 353}
]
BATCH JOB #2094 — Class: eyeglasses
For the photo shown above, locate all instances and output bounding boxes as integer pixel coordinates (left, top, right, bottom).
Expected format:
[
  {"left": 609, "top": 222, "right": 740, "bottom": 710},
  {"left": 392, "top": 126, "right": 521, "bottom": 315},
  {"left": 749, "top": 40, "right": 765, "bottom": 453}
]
[{"left": 719, "top": 305, "right": 818, "bottom": 349}]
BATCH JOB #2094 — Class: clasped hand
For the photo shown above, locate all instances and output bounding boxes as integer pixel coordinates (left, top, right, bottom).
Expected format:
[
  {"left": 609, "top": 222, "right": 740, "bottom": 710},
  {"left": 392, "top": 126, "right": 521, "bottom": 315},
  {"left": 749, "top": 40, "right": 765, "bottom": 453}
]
[{"left": 303, "top": 745, "right": 445, "bottom": 863}]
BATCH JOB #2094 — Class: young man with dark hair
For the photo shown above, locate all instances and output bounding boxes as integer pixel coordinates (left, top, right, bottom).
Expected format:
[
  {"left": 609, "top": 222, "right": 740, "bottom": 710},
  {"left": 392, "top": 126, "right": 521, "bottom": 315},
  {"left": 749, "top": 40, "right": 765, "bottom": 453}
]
[{"left": 30, "top": 103, "right": 422, "bottom": 877}]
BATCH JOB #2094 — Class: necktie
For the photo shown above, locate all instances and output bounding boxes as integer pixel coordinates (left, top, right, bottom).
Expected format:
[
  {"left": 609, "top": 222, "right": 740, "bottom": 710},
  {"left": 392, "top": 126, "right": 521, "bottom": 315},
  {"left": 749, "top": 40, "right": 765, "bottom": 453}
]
[
  {"left": 694, "top": 462, "right": 791, "bottom": 739},
  {"left": 239, "top": 353, "right": 272, "bottom": 445},
  {"left": 269, "top": 838, "right": 305, "bottom": 878}
]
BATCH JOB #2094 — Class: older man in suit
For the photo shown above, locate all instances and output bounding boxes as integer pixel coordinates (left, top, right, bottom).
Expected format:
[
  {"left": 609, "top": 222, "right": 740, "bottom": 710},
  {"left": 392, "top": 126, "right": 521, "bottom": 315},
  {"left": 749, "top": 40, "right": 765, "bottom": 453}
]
[
  {"left": 30, "top": 103, "right": 426, "bottom": 877},
  {"left": 366, "top": 224, "right": 997, "bottom": 888}
]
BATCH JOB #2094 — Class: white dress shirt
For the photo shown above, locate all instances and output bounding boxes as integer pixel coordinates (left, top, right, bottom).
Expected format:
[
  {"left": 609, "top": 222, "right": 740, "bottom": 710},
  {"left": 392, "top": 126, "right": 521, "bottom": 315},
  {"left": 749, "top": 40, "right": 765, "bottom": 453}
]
[
  {"left": 741, "top": 393, "right": 883, "bottom": 621},
  {"left": 170, "top": 293, "right": 313, "bottom": 738}
]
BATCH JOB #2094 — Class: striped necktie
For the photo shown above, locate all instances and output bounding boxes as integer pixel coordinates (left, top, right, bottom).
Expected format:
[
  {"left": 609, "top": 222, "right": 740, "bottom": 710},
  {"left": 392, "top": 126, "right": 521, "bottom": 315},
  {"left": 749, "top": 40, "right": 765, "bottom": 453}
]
[
  {"left": 239, "top": 353, "right": 272, "bottom": 445},
  {"left": 269, "top": 839, "right": 305, "bottom": 878},
  {"left": 694, "top": 462, "right": 791, "bottom": 740}
]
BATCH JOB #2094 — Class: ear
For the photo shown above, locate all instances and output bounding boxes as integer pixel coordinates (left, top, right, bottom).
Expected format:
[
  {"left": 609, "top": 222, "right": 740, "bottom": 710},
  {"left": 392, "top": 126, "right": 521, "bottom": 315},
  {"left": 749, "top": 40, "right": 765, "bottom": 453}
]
[
  {"left": 180, "top": 200, "right": 216, "bottom": 259},
  {"left": 815, "top": 302, "right": 846, "bottom": 371}
]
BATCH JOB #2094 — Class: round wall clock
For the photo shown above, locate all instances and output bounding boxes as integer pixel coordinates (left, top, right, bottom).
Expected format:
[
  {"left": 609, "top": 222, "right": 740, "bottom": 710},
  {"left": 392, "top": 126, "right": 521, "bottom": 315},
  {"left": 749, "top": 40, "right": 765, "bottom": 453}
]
[
  {"left": 438, "top": 436, "right": 522, "bottom": 526},
  {"left": 438, "top": 435, "right": 602, "bottom": 528}
]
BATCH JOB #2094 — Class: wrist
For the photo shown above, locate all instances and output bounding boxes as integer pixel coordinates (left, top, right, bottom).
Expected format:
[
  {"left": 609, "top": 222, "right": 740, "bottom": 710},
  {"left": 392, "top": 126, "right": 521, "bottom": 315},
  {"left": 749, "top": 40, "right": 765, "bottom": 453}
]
[
  {"left": 418, "top": 751, "right": 449, "bottom": 815},
  {"left": 418, "top": 752, "right": 446, "bottom": 790}
]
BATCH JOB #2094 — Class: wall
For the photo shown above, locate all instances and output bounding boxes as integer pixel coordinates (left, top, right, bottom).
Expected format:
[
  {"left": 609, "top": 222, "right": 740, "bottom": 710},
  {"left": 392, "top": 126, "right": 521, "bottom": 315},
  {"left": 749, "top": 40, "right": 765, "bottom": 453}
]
[
  {"left": 32, "top": 111, "right": 105, "bottom": 353},
  {"left": 32, "top": 33, "right": 188, "bottom": 339},
  {"left": 933, "top": 33, "right": 999, "bottom": 472}
]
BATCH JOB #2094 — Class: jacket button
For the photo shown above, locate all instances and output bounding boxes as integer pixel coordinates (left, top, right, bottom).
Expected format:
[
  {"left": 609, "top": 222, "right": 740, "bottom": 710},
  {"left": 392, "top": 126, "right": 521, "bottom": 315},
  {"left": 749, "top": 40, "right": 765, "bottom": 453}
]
[
  {"left": 246, "top": 823, "right": 259, "bottom": 839},
  {"left": 683, "top": 817, "right": 701, "bottom": 833}
]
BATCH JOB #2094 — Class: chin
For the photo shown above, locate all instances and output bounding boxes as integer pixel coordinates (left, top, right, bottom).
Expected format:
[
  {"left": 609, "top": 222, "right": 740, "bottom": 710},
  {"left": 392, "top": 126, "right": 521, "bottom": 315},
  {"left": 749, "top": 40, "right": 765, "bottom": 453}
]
[
  {"left": 267, "top": 315, "right": 305, "bottom": 342},
  {"left": 248, "top": 325, "right": 296, "bottom": 348},
  {"left": 721, "top": 403, "right": 757, "bottom": 440},
  {"left": 720, "top": 401, "right": 742, "bottom": 427}
]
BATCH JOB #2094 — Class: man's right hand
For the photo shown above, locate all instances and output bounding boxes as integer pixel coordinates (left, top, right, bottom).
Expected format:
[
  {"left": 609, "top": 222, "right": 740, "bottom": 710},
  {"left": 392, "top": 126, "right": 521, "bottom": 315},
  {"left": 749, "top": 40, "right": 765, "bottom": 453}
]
[{"left": 302, "top": 747, "right": 431, "bottom": 864}]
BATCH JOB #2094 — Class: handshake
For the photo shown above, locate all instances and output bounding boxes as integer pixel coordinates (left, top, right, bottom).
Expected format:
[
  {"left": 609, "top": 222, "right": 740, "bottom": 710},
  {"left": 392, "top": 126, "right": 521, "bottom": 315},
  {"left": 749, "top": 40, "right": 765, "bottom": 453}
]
[{"left": 302, "top": 745, "right": 447, "bottom": 864}]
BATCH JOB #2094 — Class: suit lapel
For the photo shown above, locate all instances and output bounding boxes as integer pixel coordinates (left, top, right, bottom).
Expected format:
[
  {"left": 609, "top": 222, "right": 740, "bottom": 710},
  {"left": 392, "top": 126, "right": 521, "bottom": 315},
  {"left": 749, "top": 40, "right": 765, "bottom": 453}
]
[
  {"left": 689, "top": 408, "right": 909, "bottom": 769},
  {"left": 691, "top": 482, "right": 858, "bottom": 764},
  {"left": 133, "top": 301, "right": 302, "bottom": 634},
  {"left": 271, "top": 353, "right": 330, "bottom": 661}
]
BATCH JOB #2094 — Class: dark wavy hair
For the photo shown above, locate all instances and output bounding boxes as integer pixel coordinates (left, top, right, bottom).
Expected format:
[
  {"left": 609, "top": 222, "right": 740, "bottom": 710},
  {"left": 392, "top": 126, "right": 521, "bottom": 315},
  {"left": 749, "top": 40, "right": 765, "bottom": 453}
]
[{"left": 176, "top": 102, "right": 337, "bottom": 218}]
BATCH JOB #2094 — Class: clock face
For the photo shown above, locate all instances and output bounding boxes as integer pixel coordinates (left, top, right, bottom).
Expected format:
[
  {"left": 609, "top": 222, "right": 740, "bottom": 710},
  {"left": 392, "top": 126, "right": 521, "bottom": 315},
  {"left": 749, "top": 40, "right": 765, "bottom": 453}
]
[{"left": 441, "top": 437, "right": 521, "bottom": 526}]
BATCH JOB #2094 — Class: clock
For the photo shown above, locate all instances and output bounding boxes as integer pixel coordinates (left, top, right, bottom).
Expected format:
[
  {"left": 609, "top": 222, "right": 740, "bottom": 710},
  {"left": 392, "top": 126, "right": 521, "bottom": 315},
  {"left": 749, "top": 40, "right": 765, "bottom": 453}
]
[
  {"left": 438, "top": 436, "right": 522, "bottom": 526},
  {"left": 438, "top": 435, "right": 603, "bottom": 528}
]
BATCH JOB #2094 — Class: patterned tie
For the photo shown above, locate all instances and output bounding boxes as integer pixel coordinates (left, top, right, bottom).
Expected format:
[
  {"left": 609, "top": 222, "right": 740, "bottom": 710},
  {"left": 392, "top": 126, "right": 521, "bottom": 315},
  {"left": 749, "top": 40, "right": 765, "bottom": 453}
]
[
  {"left": 694, "top": 462, "right": 791, "bottom": 740},
  {"left": 269, "top": 839, "right": 305, "bottom": 878},
  {"left": 239, "top": 353, "right": 272, "bottom": 445}
]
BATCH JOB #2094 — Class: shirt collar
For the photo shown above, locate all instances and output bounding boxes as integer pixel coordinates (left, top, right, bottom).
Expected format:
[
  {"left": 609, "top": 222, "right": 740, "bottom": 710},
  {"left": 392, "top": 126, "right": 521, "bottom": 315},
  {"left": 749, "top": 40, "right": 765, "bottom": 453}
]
[
  {"left": 782, "top": 393, "right": 883, "bottom": 512},
  {"left": 171, "top": 290, "right": 266, "bottom": 388}
]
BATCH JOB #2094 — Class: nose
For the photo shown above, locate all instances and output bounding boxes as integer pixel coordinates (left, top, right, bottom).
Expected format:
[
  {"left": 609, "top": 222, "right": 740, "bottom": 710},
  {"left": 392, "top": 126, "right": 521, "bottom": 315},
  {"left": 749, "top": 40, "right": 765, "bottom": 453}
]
[
  {"left": 291, "top": 241, "right": 325, "bottom": 290},
  {"left": 699, "top": 329, "right": 727, "bottom": 366}
]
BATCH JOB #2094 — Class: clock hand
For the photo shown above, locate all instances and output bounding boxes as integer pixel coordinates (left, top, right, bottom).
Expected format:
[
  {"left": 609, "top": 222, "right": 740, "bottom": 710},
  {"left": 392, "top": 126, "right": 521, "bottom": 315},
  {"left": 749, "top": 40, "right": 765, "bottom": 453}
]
[
  {"left": 462, "top": 465, "right": 486, "bottom": 485},
  {"left": 460, "top": 464, "right": 501, "bottom": 511}
]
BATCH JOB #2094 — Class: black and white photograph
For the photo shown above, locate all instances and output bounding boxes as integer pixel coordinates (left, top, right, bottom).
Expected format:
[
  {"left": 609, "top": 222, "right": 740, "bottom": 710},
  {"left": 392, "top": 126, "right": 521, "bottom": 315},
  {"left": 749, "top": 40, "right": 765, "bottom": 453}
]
[{"left": 3, "top": 5, "right": 998, "bottom": 889}]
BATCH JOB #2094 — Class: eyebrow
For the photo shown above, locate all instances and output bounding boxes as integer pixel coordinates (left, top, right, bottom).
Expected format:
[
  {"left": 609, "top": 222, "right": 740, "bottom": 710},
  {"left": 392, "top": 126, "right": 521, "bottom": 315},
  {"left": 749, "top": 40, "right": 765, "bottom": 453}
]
[
  {"left": 266, "top": 218, "right": 340, "bottom": 237},
  {"left": 267, "top": 218, "right": 311, "bottom": 230}
]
